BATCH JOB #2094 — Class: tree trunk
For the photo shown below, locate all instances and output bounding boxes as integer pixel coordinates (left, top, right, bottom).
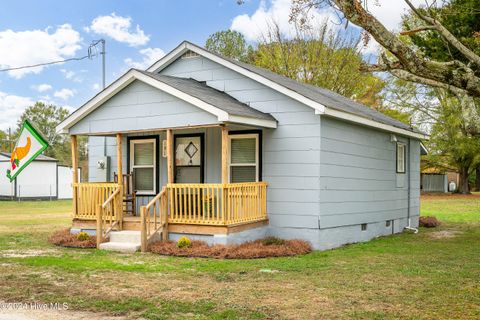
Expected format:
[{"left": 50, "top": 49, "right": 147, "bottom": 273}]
[
  {"left": 476, "top": 166, "right": 480, "bottom": 191},
  {"left": 459, "top": 166, "right": 470, "bottom": 194}
]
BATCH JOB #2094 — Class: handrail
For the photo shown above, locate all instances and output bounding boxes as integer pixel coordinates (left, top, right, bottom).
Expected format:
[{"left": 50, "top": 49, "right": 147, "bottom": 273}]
[
  {"left": 140, "top": 186, "right": 168, "bottom": 252},
  {"left": 96, "top": 185, "right": 123, "bottom": 248},
  {"left": 102, "top": 188, "right": 121, "bottom": 208}
]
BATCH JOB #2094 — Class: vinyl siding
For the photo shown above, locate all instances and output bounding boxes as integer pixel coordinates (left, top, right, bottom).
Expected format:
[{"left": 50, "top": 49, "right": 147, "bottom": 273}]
[
  {"left": 69, "top": 80, "right": 219, "bottom": 135},
  {"left": 319, "top": 117, "right": 420, "bottom": 228},
  {"left": 161, "top": 56, "right": 321, "bottom": 229}
]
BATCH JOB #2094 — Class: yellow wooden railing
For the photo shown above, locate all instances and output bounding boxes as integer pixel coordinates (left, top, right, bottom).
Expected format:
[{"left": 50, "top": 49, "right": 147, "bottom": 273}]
[
  {"left": 168, "top": 182, "right": 268, "bottom": 225},
  {"left": 96, "top": 186, "right": 123, "bottom": 248},
  {"left": 140, "top": 186, "right": 168, "bottom": 252},
  {"left": 73, "top": 183, "right": 120, "bottom": 220}
]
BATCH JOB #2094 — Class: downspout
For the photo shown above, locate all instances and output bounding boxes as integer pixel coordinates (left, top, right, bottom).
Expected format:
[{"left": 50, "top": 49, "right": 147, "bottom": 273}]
[{"left": 404, "top": 137, "right": 418, "bottom": 233}]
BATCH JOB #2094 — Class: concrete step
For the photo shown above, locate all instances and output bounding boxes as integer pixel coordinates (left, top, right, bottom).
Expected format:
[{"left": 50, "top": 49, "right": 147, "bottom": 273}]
[
  {"left": 98, "top": 242, "right": 141, "bottom": 253},
  {"left": 109, "top": 231, "right": 141, "bottom": 243}
]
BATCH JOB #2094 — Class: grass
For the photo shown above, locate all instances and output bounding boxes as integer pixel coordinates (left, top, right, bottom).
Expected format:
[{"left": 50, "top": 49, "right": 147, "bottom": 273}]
[
  {"left": 0, "top": 197, "right": 479, "bottom": 319},
  {"left": 421, "top": 192, "right": 480, "bottom": 222}
]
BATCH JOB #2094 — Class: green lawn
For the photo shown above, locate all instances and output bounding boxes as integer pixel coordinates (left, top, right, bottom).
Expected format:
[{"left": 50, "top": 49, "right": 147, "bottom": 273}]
[{"left": 0, "top": 197, "right": 479, "bottom": 319}]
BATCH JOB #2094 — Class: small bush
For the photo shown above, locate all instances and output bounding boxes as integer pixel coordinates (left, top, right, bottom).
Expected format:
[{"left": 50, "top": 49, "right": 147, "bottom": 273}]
[
  {"left": 76, "top": 231, "right": 90, "bottom": 241},
  {"left": 49, "top": 229, "right": 96, "bottom": 248},
  {"left": 261, "top": 237, "right": 286, "bottom": 246},
  {"left": 177, "top": 236, "right": 192, "bottom": 248},
  {"left": 419, "top": 216, "right": 441, "bottom": 228},
  {"left": 151, "top": 237, "right": 312, "bottom": 259}
]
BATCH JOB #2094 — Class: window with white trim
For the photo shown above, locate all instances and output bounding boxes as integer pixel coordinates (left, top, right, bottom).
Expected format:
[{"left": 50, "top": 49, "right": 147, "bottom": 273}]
[
  {"left": 130, "top": 139, "right": 156, "bottom": 194},
  {"left": 229, "top": 134, "right": 259, "bottom": 183},
  {"left": 396, "top": 143, "right": 406, "bottom": 173}
]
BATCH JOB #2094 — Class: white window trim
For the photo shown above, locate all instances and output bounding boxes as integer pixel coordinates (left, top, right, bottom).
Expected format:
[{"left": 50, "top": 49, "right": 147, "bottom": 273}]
[
  {"left": 130, "top": 138, "right": 156, "bottom": 195},
  {"left": 228, "top": 134, "right": 259, "bottom": 183},
  {"left": 396, "top": 143, "right": 406, "bottom": 174}
]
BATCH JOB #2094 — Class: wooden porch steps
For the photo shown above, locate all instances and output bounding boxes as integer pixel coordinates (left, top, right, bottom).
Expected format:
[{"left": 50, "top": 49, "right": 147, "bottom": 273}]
[{"left": 98, "top": 230, "right": 141, "bottom": 253}]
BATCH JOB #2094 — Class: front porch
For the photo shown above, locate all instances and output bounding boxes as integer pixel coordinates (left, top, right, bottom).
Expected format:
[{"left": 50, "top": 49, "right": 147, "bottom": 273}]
[{"left": 70, "top": 126, "right": 269, "bottom": 252}]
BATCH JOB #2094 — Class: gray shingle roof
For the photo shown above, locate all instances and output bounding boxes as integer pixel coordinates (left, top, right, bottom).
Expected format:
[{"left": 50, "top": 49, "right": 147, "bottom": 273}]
[
  {"left": 137, "top": 70, "right": 276, "bottom": 122},
  {"left": 183, "top": 41, "right": 423, "bottom": 134}
]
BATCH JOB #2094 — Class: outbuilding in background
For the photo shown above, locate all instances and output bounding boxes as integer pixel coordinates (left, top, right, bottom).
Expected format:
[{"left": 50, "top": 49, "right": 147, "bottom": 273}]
[{"left": 0, "top": 152, "right": 80, "bottom": 200}]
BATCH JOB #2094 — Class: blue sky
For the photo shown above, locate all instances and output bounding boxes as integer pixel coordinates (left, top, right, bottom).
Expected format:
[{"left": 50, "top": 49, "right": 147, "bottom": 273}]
[{"left": 0, "top": 0, "right": 417, "bottom": 131}]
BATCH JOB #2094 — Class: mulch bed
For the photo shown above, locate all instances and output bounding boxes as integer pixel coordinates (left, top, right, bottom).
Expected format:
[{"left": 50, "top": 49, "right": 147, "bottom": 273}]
[
  {"left": 49, "top": 229, "right": 96, "bottom": 248},
  {"left": 421, "top": 192, "right": 480, "bottom": 200},
  {"left": 419, "top": 216, "right": 441, "bottom": 228},
  {"left": 149, "top": 237, "right": 312, "bottom": 259}
]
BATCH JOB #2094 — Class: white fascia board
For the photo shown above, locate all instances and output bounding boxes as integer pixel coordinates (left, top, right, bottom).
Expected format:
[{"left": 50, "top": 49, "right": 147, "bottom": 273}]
[
  {"left": 56, "top": 71, "right": 138, "bottom": 134},
  {"left": 317, "top": 108, "right": 428, "bottom": 140},
  {"left": 225, "top": 115, "right": 277, "bottom": 129},
  {"left": 147, "top": 42, "right": 326, "bottom": 114}
]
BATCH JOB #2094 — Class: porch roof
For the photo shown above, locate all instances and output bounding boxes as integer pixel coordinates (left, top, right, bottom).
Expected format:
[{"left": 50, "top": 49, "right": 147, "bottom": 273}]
[
  {"left": 56, "top": 69, "right": 277, "bottom": 134},
  {"left": 136, "top": 70, "right": 276, "bottom": 123}
]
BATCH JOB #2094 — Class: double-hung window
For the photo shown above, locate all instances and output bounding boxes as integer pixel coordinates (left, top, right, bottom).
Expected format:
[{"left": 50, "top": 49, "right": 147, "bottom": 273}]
[
  {"left": 130, "top": 139, "right": 156, "bottom": 195},
  {"left": 396, "top": 143, "right": 406, "bottom": 173},
  {"left": 229, "top": 134, "right": 259, "bottom": 183}
]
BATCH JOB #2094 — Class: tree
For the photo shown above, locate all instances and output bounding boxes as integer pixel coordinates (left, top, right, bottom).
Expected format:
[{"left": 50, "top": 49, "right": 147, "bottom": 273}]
[
  {"left": 205, "top": 30, "right": 252, "bottom": 61},
  {"left": 16, "top": 102, "right": 74, "bottom": 165},
  {"left": 250, "top": 22, "right": 385, "bottom": 106},
  {"left": 291, "top": 0, "right": 480, "bottom": 98},
  {"left": 426, "top": 92, "right": 480, "bottom": 193}
]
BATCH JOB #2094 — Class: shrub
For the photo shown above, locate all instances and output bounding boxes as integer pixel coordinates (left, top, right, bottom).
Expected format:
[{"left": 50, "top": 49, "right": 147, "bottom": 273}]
[
  {"left": 261, "top": 237, "right": 286, "bottom": 246},
  {"left": 76, "top": 231, "right": 90, "bottom": 241},
  {"left": 419, "top": 216, "right": 441, "bottom": 228},
  {"left": 49, "top": 229, "right": 96, "bottom": 248},
  {"left": 177, "top": 236, "right": 192, "bottom": 248}
]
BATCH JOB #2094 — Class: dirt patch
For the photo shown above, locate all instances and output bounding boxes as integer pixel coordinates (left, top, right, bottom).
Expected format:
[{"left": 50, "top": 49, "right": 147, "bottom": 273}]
[
  {"left": 150, "top": 237, "right": 312, "bottom": 259},
  {"left": 0, "top": 308, "right": 127, "bottom": 320},
  {"left": 0, "top": 249, "right": 60, "bottom": 258},
  {"left": 428, "top": 230, "right": 462, "bottom": 239},
  {"left": 49, "top": 229, "right": 96, "bottom": 249}
]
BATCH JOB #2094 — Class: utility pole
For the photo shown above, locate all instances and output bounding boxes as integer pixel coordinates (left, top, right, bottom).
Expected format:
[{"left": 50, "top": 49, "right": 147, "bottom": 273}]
[
  {"left": 101, "top": 39, "right": 106, "bottom": 89},
  {"left": 89, "top": 39, "right": 106, "bottom": 89}
]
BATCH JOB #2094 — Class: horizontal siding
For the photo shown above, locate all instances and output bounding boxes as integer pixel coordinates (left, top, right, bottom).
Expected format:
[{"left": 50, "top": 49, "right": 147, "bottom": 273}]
[
  {"left": 319, "top": 117, "right": 420, "bottom": 228},
  {"left": 161, "top": 56, "right": 322, "bottom": 229},
  {"left": 70, "top": 80, "right": 218, "bottom": 135}
]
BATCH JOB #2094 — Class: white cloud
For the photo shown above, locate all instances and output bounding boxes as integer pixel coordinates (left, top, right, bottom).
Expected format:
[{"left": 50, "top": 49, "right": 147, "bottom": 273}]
[
  {"left": 231, "top": 0, "right": 337, "bottom": 42},
  {"left": 366, "top": 0, "right": 426, "bottom": 31},
  {"left": 31, "top": 84, "right": 53, "bottom": 93},
  {"left": 53, "top": 88, "right": 75, "bottom": 100},
  {"left": 0, "top": 24, "right": 82, "bottom": 78},
  {"left": 92, "top": 83, "right": 101, "bottom": 91},
  {"left": 60, "top": 68, "right": 84, "bottom": 82},
  {"left": 0, "top": 92, "right": 34, "bottom": 130},
  {"left": 87, "top": 13, "right": 149, "bottom": 47},
  {"left": 124, "top": 47, "right": 165, "bottom": 69}
]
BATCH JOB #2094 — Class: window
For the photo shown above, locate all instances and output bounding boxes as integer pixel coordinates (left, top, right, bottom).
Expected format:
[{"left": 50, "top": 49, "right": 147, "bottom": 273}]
[
  {"left": 229, "top": 134, "right": 259, "bottom": 183},
  {"left": 130, "top": 138, "right": 156, "bottom": 195},
  {"left": 361, "top": 223, "right": 367, "bottom": 231},
  {"left": 386, "top": 220, "right": 392, "bottom": 227},
  {"left": 396, "top": 143, "right": 406, "bottom": 173}
]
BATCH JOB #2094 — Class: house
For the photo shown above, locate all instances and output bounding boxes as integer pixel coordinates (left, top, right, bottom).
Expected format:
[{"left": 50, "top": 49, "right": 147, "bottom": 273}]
[
  {"left": 56, "top": 41, "right": 427, "bottom": 252},
  {"left": 0, "top": 152, "right": 79, "bottom": 200}
]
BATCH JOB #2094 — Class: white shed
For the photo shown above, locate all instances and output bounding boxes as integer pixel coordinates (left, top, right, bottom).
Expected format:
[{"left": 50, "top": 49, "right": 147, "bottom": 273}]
[{"left": 0, "top": 152, "right": 79, "bottom": 200}]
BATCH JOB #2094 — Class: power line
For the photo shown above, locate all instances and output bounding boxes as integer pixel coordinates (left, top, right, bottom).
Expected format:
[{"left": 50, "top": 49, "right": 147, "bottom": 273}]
[
  {"left": 0, "top": 56, "right": 89, "bottom": 73},
  {"left": 0, "top": 40, "right": 105, "bottom": 73}
]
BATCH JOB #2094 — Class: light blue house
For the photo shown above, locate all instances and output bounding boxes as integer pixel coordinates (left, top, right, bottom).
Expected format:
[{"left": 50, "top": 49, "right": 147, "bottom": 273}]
[{"left": 57, "top": 41, "right": 427, "bottom": 251}]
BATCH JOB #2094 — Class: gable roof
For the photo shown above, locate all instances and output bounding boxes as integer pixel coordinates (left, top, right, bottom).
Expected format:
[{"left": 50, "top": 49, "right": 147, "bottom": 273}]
[
  {"left": 56, "top": 69, "right": 277, "bottom": 134},
  {"left": 148, "top": 41, "right": 427, "bottom": 140},
  {"left": 138, "top": 71, "right": 275, "bottom": 122}
]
